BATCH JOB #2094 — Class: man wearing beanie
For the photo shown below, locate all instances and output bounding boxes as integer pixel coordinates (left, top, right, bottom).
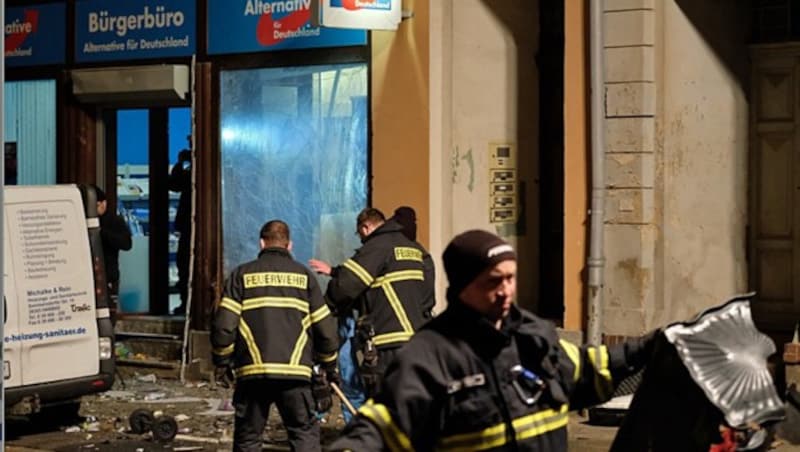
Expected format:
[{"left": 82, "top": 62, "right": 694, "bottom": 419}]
[{"left": 328, "top": 230, "right": 657, "bottom": 451}]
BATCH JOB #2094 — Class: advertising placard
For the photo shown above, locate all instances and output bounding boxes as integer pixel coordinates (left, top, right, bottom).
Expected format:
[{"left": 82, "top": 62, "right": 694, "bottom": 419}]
[
  {"left": 321, "top": 0, "right": 401, "bottom": 31},
  {"left": 75, "top": 0, "right": 196, "bottom": 63},
  {"left": 5, "top": 4, "right": 66, "bottom": 67},
  {"left": 208, "top": 0, "right": 366, "bottom": 55}
]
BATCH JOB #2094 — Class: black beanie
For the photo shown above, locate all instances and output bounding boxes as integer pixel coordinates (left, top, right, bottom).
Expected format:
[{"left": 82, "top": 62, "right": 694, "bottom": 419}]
[
  {"left": 393, "top": 206, "right": 417, "bottom": 242},
  {"left": 443, "top": 230, "right": 516, "bottom": 299}
]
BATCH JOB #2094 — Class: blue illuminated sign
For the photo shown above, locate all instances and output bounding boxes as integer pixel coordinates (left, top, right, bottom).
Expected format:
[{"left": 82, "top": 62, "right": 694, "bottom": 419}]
[
  {"left": 5, "top": 4, "right": 66, "bottom": 67},
  {"left": 208, "top": 0, "right": 366, "bottom": 55},
  {"left": 75, "top": 0, "right": 196, "bottom": 63}
]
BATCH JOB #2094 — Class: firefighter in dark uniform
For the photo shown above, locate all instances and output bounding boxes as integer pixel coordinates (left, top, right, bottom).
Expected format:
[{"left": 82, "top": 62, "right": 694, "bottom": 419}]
[
  {"left": 328, "top": 230, "right": 658, "bottom": 451},
  {"left": 212, "top": 220, "right": 339, "bottom": 452},
  {"left": 309, "top": 207, "right": 435, "bottom": 397}
]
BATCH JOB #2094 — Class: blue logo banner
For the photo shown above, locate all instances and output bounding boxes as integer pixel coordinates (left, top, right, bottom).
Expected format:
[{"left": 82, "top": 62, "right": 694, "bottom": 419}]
[
  {"left": 329, "top": 0, "right": 392, "bottom": 11},
  {"left": 5, "top": 4, "right": 66, "bottom": 67},
  {"left": 75, "top": 0, "right": 196, "bottom": 63},
  {"left": 208, "top": 0, "right": 366, "bottom": 55}
]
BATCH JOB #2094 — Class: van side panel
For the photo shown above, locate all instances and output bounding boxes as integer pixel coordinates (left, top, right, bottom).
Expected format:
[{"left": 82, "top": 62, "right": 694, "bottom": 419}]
[
  {"left": 4, "top": 186, "right": 100, "bottom": 386},
  {"left": 3, "top": 227, "right": 23, "bottom": 388}
]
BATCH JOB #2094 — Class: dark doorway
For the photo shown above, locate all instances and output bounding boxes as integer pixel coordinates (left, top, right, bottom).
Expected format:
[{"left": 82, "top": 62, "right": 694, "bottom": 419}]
[{"left": 104, "top": 107, "right": 191, "bottom": 316}]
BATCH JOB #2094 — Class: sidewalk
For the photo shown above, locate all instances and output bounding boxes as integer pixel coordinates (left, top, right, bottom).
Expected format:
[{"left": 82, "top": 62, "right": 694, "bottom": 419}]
[
  {"left": 567, "top": 412, "right": 800, "bottom": 452},
  {"left": 567, "top": 412, "right": 617, "bottom": 452}
]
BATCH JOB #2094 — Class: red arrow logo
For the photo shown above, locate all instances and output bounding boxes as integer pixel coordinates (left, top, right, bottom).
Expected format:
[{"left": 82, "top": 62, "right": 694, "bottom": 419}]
[
  {"left": 5, "top": 10, "right": 39, "bottom": 52},
  {"left": 256, "top": 7, "right": 312, "bottom": 47}
]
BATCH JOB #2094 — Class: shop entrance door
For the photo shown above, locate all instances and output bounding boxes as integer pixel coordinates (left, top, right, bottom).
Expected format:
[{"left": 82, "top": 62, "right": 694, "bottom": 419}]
[{"left": 104, "top": 107, "right": 191, "bottom": 316}]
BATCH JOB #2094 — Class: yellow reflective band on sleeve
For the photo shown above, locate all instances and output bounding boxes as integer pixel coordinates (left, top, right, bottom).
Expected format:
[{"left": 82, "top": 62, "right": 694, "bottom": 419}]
[
  {"left": 318, "top": 351, "right": 338, "bottom": 363},
  {"left": 238, "top": 319, "right": 262, "bottom": 365},
  {"left": 373, "top": 331, "right": 414, "bottom": 347},
  {"left": 310, "top": 304, "right": 331, "bottom": 324},
  {"left": 243, "top": 272, "right": 308, "bottom": 289},
  {"left": 242, "top": 296, "right": 309, "bottom": 313},
  {"left": 587, "top": 345, "right": 613, "bottom": 400},
  {"left": 342, "top": 259, "right": 374, "bottom": 286},
  {"left": 371, "top": 270, "right": 425, "bottom": 287},
  {"left": 219, "top": 297, "right": 242, "bottom": 315},
  {"left": 381, "top": 283, "right": 415, "bottom": 333},
  {"left": 235, "top": 363, "right": 312, "bottom": 378},
  {"left": 212, "top": 344, "right": 235, "bottom": 357},
  {"left": 394, "top": 247, "right": 423, "bottom": 262},
  {"left": 559, "top": 339, "right": 581, "bottom": 383},
  {"left": 358, "top": 402, "right": 413, "bottom": 452},
  {"left": 437, "top": 405, "right": 569, "bottom": 452}
]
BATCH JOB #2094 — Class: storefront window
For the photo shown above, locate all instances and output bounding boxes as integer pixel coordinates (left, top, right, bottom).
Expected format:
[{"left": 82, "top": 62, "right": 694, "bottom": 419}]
[
  {"left": 220, "top": 63, "right": 368, "bottom": 275},
  {"left": 4, "top": 80, "right": 56, "bottom": 185}
]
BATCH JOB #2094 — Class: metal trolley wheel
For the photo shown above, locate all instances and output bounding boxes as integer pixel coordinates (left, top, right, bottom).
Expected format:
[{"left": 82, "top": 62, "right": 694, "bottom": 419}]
[
  {"left": 152, "top": 415, "right": 178, "bottom": 442},
  {"left": 128, "top": 408, "right": 155, "bottom": 434}
]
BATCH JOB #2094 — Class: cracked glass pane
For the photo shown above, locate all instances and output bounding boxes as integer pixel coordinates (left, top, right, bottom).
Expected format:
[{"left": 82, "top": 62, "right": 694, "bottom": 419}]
[{"left": 220, "top": 63, "right": 368, "bottom": 280}]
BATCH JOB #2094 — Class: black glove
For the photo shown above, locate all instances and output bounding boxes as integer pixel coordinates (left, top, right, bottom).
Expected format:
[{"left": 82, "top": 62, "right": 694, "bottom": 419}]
[
  {"left": 321, "top": 361, "right": 341, "bottom": 386},
  {"left": 214, "top": 366, "right": 234, "bottom": 389},
  {"left": 311, "top": 370, "right": 333, "bottom": 413},
  {"left": 619, "top": 328, "right": 663, "bottom": 378}
]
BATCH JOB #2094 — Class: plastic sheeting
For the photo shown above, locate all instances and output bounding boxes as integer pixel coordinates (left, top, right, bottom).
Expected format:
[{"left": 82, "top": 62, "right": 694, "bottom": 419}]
[{"left": 220, "top": 63, "right": 368, "bottom": 277}]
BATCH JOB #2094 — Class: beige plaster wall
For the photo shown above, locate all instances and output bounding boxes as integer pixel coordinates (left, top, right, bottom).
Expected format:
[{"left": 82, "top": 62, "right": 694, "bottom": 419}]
[
  {"left": 602, "top": 0, "right": 750, "bottom": 335},
  {"left": 654, "top": 1, "right": 749, "bottom": 327},
  {"left": 429, "top": 0, "right": 540, "bottom": 312}
]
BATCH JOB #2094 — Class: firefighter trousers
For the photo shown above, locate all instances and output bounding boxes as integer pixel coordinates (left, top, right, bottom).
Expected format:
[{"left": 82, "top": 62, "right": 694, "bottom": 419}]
[{"left": 233, "top": 379, "right": 320, "bottom": 452}]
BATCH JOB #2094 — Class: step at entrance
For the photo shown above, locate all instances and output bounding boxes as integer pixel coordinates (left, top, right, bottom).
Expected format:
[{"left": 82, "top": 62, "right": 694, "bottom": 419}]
[{"left": 115, "top": 315, "right": 187, "bottom": 378}]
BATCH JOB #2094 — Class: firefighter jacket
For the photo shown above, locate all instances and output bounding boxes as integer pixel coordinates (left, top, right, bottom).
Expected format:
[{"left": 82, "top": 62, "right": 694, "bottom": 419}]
[
  {"left": 211, "top": 247, "right": 339, "bottom": 382},
  {"left": 326, "top": 219, "right": 435, "bottom": 349},
  {"left": 327, "top": 301, "right": 655, "bottom": 452}
]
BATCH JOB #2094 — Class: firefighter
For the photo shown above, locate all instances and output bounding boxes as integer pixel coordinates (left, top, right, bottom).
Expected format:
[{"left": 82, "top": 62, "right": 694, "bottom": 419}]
[
  {"left": 211, "top": 220, "right": 339, "bottom": 452},
  {"left": 309, "top": 207, "right": 435, "bottom": 398},
  {"left": 328, "top": 229, "right": 658, "bottom": 451}
]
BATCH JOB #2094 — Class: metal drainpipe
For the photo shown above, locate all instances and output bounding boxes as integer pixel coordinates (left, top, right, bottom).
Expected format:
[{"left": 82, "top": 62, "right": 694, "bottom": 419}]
[{"left": 587, "top": 0, "right": 606, "bottom": 346}]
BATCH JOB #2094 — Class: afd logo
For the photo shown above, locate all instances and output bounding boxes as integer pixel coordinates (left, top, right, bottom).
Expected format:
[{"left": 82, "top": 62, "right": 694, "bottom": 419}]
[
  {"left": 244, "top": 0, "right": 319, "bottom": 47},
  {"left": 5, "top": 9, "right": 39, "bottom": 54},
  {"left": 331, "top": 0, "right": 392, "bottom": 11}
]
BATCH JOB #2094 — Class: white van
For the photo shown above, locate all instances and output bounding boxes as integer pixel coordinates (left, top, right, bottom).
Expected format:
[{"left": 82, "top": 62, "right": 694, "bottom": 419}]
[{"left": 3, "top": 185, "right": 115, "bottom": 415}]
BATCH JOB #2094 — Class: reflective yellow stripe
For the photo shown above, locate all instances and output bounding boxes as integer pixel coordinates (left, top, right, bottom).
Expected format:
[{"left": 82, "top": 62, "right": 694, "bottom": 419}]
[
  {"left": 243, "top": 271, "right": 308, "bottom": 289},
  {"left": 372, "top": 270, "right": 425, "bottom": 287},
  {"left": 238, "top": 320, "right": 262, "bottom": 364},
  {"left": 373, "top": 331, "right": 414, "bottom": 346},
  {"left": 242, "top": 296, "right": 309, "bottom": 313},
  {"left": 235, "top": 363, "right": 312, "bottom": 378},
  {"left": 318, "top": 351, "right": 338, "bottom": 363},
  {"left": 219, "top": 297, "right": 242, "bottom": 315},
  {"left": 310, "top": 304, "right": 331, "bottom": 323},
  {"left": 559, "top": 339, "right": 581, "bottom": 382},
  {"left": 288, "top": 315, "right": 312, "bottom": 365},
  {"left": 358, "top": 402, "right": 412, "bottom": 452},
  {"left": 212, "top": 344, "right": 235, "bottom": 356},
  {"left": 382, "top": 283, "right": 415, "bottom": 333},
  {"left": 587, "top": 346, "right": 613, "bottom": 400},
  {"left": 394, "top": 247, "right": 423, "bottom": 262},
  {"left": 290, "top": 330, "right": 309, "bottom": 365},
  {"left": 342, "top": 259, "right": 374, "bottom": 286},
  {"left": 437, "top": 405, "right": 569, "bottom": 451}
]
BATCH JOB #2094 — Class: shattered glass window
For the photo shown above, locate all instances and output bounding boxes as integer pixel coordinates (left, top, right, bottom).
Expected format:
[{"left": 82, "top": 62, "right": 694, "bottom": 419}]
[{"left": 220, "top": 64, "right": 368, "bottom": 279}]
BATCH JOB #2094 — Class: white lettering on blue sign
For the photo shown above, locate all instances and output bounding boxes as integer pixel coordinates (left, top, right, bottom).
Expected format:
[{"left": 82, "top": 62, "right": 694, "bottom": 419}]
[
  {"left": 88, "top": 6, "right": 185, "bottom": 38},
  {"left": 244, "top": 0, "right": 312, "bottom": 16},
  {"left": 5, "top": 19, "right": 33, "bottom": 35}
]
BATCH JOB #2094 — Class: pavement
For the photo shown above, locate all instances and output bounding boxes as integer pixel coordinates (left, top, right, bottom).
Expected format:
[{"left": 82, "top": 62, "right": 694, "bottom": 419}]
[
  {"left": 566, "top": 412, "right": 800, "bottom": 452},
  {"left": 568, "top": 412, "right": 617, "bottom": 452}
]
